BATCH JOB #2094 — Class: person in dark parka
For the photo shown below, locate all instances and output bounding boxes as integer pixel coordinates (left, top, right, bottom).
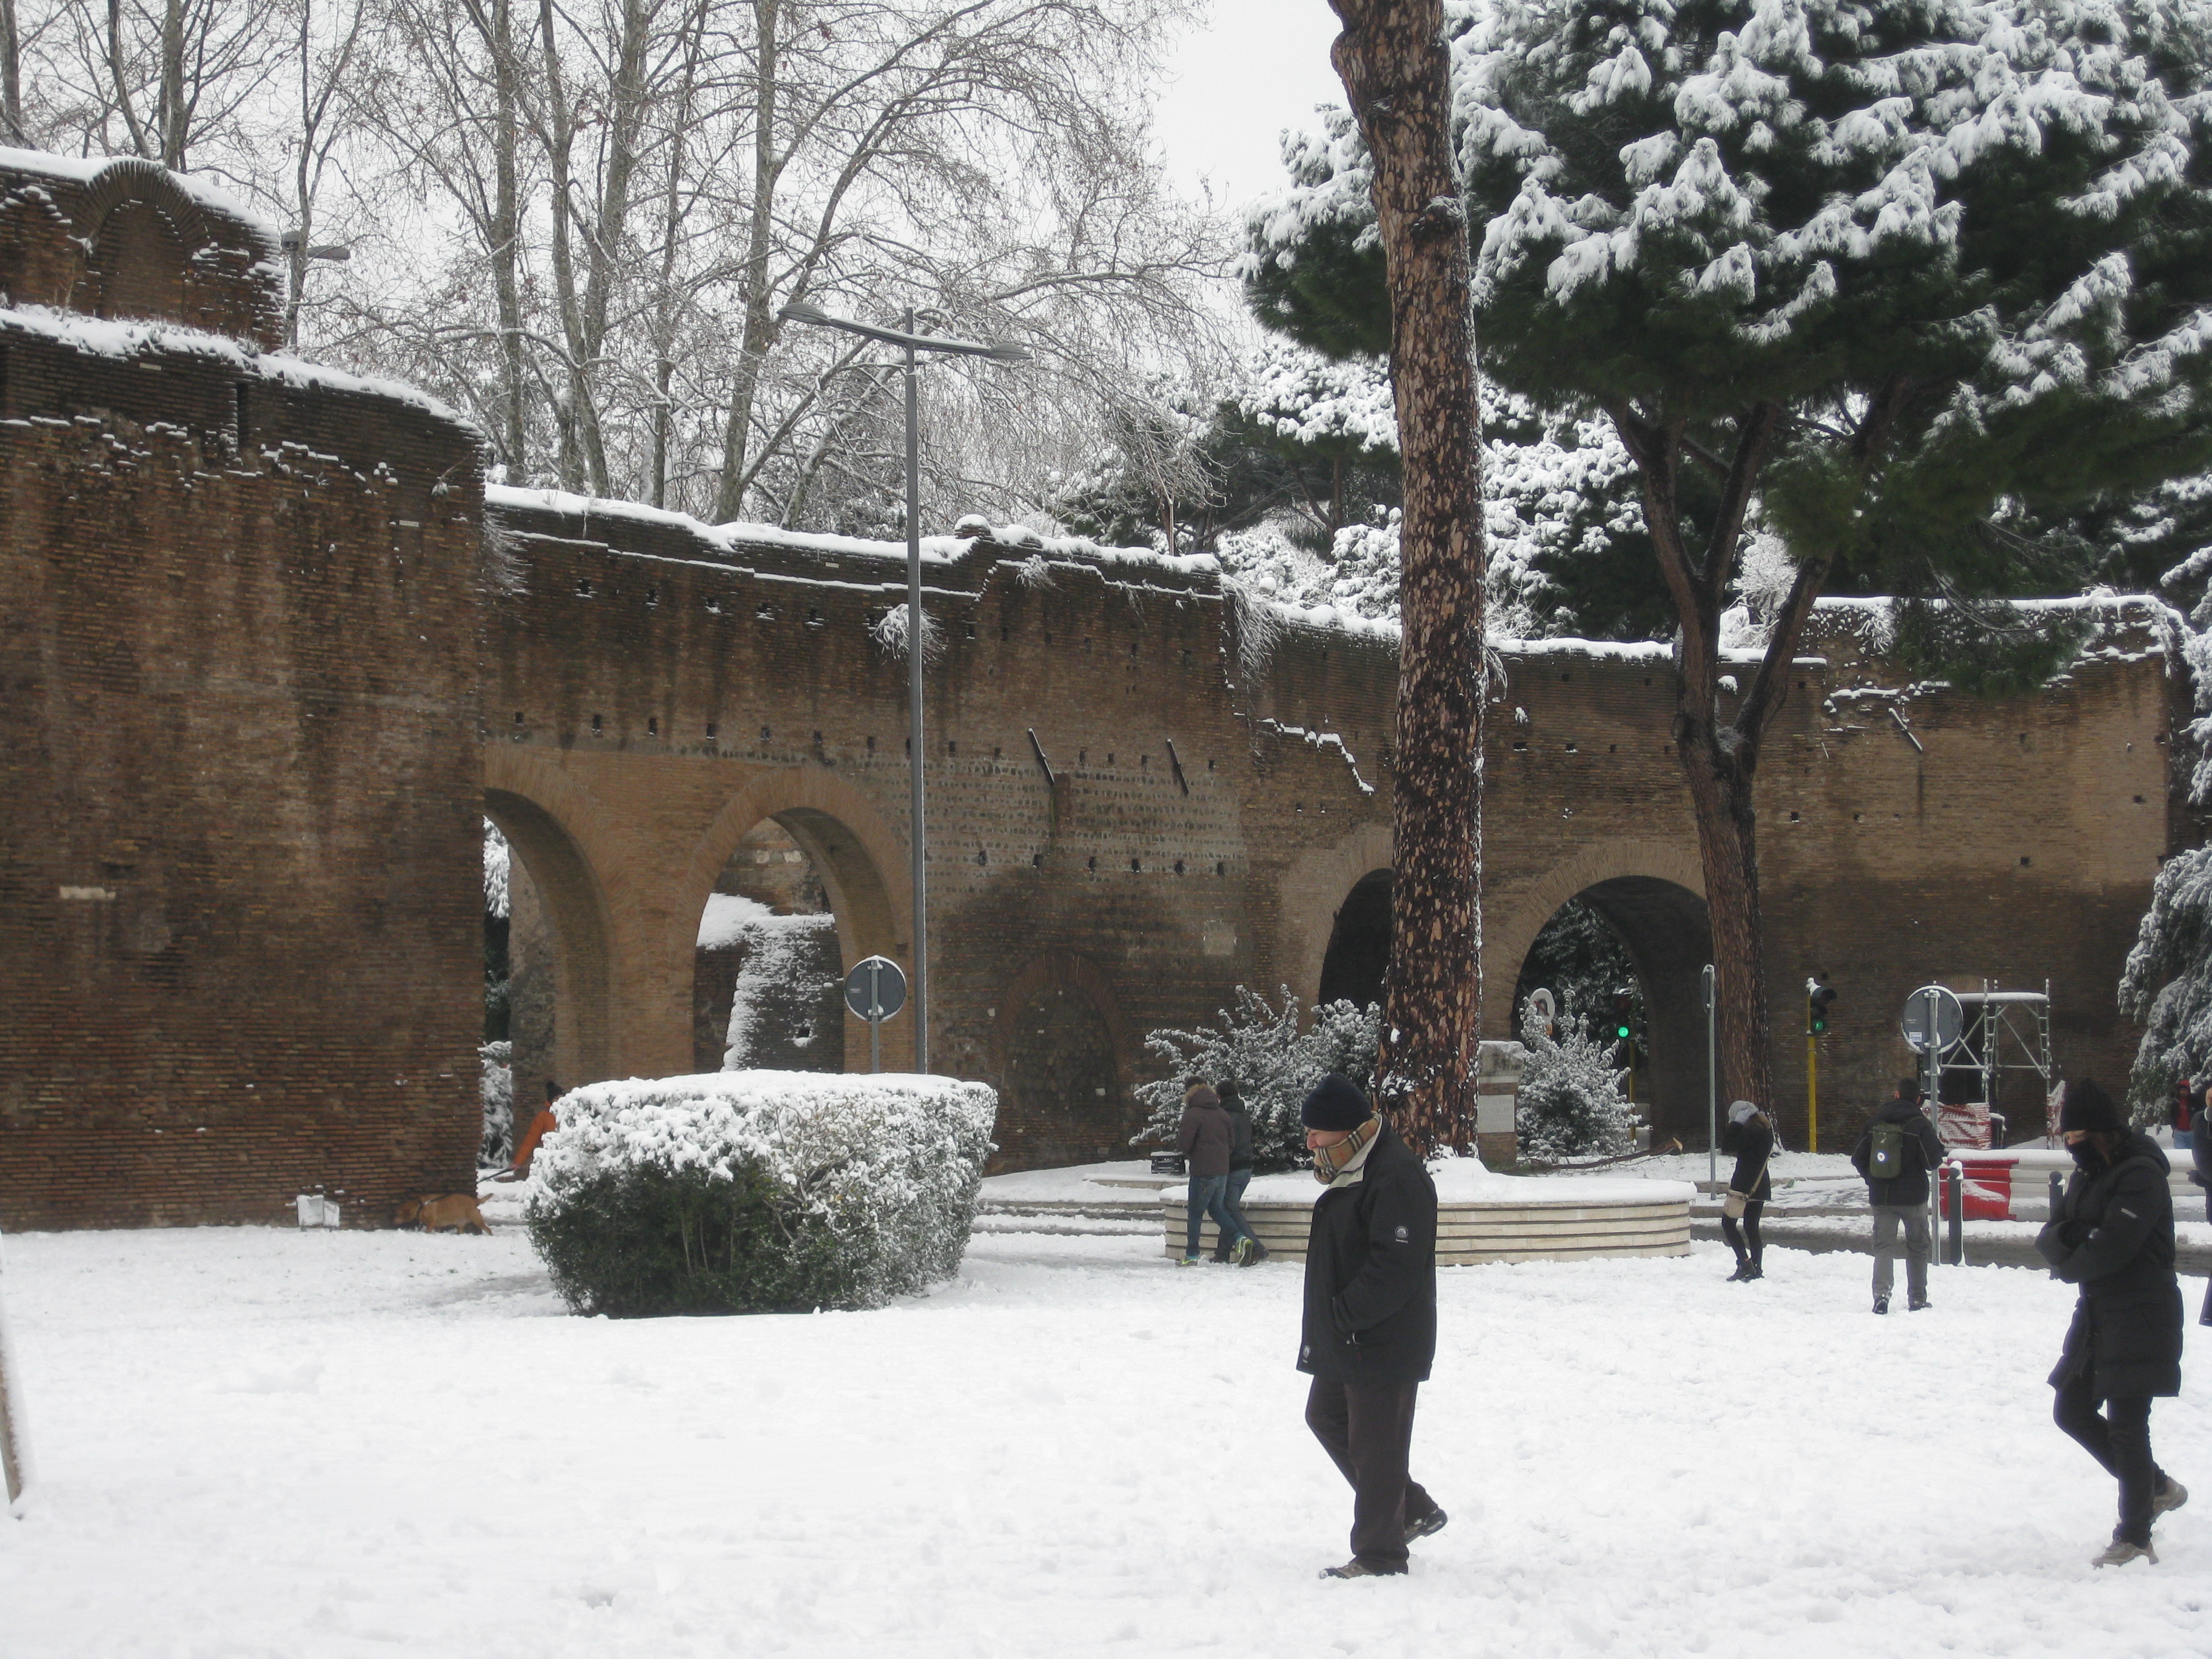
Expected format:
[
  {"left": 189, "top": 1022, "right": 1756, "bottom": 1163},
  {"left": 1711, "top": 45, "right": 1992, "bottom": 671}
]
[
  {"left": 1719, "top": 1100, "right": 1775, "bottom": 1281},
  {"left": 1296, "top": 1074, "right": 1446, "bottom": 1579},
  {"left": 1850, "top": 1078, "right": 1947, "bottom": 1313},
  {"left": 1211, "top": 1080, "right": 1267, "bottom": 1265},
  {"left": 2192, "top": 1083, "right": 2212, "bottom": 1327},
  {"left": 1176, "top": 1084, "right": 1253, "bottom": 1265},
  {"left": 2035, "top": 1078, "right": 2189, "bottom": 1566}
]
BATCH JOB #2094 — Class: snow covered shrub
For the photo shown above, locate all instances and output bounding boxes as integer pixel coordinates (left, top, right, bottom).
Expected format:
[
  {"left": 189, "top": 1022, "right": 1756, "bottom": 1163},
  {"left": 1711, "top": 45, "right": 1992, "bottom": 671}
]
[
  {"left": 1514, "top": 1000, "right": 1634, "bottom": 1162},
  {"left": 700, "top": 894, "right": 843, "bottom": 1071},
  {"left": 526, "top": 1072, "right": 997, "bottom": 1317},
  {"left": 1134, "top": 987, "right": 1379, "bottom": 1167},
  {"left": 478, "top": 1041, "right": 514, "bottom": 1167}
]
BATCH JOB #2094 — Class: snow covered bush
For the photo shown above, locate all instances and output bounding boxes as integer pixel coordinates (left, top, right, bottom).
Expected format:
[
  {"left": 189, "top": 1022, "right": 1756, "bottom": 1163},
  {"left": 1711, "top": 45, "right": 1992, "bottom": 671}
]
[
  {"left": 478, "top": 1041, "right": 514, "bottom": 1168},
  {"left": 525, "top": 1072, "right": 997, "bottom": 1317},
  {"left": 1134, "top": 987, "right": 1379, "bottom": 1167},
  {"left": 700, "top": 894, "right": 844, "bottom": 1070},
  {"left": 1515, "top": 1000, "right": 1634, "bottom": 1163}
]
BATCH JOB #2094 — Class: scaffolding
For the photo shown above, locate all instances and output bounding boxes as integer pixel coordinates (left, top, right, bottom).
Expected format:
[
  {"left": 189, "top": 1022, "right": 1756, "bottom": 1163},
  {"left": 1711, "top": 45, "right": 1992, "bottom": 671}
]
[{"left": 1932, "top": 982, "right": 2055, "bottom": 1148}]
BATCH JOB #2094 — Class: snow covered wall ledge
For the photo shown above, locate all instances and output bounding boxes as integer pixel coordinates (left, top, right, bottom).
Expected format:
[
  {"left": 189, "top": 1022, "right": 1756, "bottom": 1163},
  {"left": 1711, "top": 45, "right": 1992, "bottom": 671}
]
[{"left": 525, "top": 1071, "right": 997, "bottom": 1316}]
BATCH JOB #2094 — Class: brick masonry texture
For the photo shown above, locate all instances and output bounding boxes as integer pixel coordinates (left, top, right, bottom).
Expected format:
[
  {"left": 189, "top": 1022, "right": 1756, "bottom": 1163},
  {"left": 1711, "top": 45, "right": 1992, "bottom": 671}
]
[
  {"left": 1, "top": 155, "right": 483, "bottom": 1230},
  {"left": 0, "top": 148, "right": 2184, "bottom": 1223}
]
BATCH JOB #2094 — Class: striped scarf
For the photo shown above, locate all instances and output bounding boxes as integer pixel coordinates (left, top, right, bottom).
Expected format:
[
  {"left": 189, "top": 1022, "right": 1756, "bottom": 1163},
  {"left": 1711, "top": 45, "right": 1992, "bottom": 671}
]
[{"left": 1313, "top": 1116, "right": 1381, "bottom": 1187}]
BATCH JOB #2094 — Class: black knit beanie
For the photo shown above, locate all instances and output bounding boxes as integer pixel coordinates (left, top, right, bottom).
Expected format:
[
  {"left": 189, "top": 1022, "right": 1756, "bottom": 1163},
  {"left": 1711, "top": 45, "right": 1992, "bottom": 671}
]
[
  {"left": 2057, "top": 1078, "right": 2123, "bottom": 1134},
  {"left": 1301, "top": 1074, "right": 1372, "bottom": 1133}
]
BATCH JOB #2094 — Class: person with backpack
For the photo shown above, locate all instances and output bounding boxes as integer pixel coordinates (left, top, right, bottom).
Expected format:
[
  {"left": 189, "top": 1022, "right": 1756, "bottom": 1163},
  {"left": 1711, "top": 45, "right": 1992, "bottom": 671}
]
[
  {"left": 1719, "top": 1100, "right": 1774, "bottom": 1282},
  {"left": 2036, "top": 1078, "right": 2188, "bottom": 1567},
  {"left": 1210, "top": 1080, "right": 1268, "bottom": 1265},
  {"left": 1851, "top": 1078, "right": 1947, "bottom": 1314}
]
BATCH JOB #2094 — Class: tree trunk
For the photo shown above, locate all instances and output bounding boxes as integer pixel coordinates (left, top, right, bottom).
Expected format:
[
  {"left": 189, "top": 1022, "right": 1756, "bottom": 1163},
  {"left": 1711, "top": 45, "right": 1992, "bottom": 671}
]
[
  {"left": 487, "top": 0, "right": 528, "bottom": 481},
  {"left": 714, "top": 0, "right": 780, "bottom": 523},
  {"left": 1330, "top": 0, "right": 1485, "bottom": 1156},
  {"left": 158, "top": 0, "right": 186, "bottom": 167},
  {"left": 1, "top": 0, "right": 25, "bottom": 146}
]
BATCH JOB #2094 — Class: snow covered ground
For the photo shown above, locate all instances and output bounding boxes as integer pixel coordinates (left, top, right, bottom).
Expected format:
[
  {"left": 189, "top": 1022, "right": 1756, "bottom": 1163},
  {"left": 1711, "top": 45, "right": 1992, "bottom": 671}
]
[{"left": 2, "top": 1220, "right": 2210, "bottom": 1657}]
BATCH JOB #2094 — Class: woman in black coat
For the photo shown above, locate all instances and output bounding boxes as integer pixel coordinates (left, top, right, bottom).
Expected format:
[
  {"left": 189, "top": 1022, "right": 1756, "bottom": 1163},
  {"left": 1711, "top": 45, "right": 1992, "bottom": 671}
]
[
  {"left": 1719, "top": 1099, "right": 1775, "bottom": 1282},
  {"left": 2036, "top": 1079, "right": 2188, "bottom": 1567}
]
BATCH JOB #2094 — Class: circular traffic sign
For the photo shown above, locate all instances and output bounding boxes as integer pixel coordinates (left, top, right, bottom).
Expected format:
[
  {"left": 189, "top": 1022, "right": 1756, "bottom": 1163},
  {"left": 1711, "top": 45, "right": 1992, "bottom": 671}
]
[
  {"left": 843, "top": 955, "right": 907, "bottom": 1022},
  {"left": 1900, "top": 985, "right": 1965, "bottom": 1055}
]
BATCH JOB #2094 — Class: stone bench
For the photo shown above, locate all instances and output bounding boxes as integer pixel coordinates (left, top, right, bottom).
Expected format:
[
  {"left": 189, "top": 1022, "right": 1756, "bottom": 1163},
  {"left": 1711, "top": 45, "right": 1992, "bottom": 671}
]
[{"left": 1163, "top": 1169, "right": 1694, "bottom": 1265}]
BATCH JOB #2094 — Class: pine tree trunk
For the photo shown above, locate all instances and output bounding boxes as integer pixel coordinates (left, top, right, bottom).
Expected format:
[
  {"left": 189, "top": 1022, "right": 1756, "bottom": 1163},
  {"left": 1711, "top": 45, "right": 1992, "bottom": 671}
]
[
  {"left": 1330, "top": 0, "right": 1485, "bottom": 1155},
  {"left": 1677, "top": 734, "right": 1773, "bottom": 1115}
]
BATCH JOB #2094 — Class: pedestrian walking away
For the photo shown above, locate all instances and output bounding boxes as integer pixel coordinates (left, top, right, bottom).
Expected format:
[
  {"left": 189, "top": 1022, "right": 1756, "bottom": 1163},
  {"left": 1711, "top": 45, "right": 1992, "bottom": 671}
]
[
  {"left": 2189, "top": 1082, "right": 2212, "bottom": 1328},
  {"left": 1851, "top": 1078, "right": 1946, "bottom": 1313},
  {"left": 1176, "top": 1084, "right": 1255, "bottom": 1265},
  {"left": 2035, "top": 1078, "right": 2188, "bottom": 1567},
  {"left": 1213, "top": 1079, "right": 1267, "bottom": 1265},
  {"left": 1295, "top": 1074, "right": 1446, "bottom": 1579},
  {"left": 1720, "top": 1100, "right": 1774, "bottom": 1281},
  {"left": 494, "top": 1079, "right": 563, "bottom": 1181}
]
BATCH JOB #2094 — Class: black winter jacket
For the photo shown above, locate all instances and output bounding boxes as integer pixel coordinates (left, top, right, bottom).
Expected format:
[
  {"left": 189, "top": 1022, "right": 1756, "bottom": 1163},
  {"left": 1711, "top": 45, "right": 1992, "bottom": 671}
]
[
  {"left": 1298, "top": 1120, "right": 1437, "bottom": 1386},
  {"left": 1720, "top": 1115, "right": 1775, "bottom": 1203},
  {"left": 2036, "top": 1130, "right": 2184, "bottom": 1399},
  {"left": 2193, "top": 1104, "right": 2211, "bottom": 1225},
  {"left": 1849, "top": 1099, "right": 1947, "bottom": 1207},
  {"left": 1226, "top": 1106, "right": 1255, "bottom": 1172}
]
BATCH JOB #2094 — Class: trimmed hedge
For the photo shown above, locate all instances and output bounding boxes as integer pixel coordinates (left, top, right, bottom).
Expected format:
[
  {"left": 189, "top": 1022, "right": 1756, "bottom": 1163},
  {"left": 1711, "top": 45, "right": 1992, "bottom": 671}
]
[{"left": 525, "top": 1071, "right": 997, "bottom": 1316}]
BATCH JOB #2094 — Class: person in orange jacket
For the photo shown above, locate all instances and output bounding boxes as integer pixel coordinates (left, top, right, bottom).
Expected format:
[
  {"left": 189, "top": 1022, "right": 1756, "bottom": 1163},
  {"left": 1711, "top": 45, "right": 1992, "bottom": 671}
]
[{"left": 495, "top": 1080, "right": 563, "bottom": 1180}]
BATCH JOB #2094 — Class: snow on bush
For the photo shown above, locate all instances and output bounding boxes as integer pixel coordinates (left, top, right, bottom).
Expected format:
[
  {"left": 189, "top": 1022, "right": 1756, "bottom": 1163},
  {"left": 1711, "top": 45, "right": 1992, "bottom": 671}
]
[
  {"left": 700, "top": 895, "right": 843, "bottom": 1069},
  {"left": 478, "top": 1041, "right": 514, "bottom": 1168},
  {"left": 1515, "top": 1000, "right": 1635, "bottom": 1162},
  {"left": 1134, "top": 987, "right": 1379, "bottom": 1167},
  {"left": 525, "top": 1071, "right": 997, "bottom": 1317}
]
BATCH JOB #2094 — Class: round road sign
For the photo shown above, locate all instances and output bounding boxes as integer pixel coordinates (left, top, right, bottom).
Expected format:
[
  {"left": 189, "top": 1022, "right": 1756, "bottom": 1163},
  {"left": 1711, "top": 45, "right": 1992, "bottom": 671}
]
[
  {"left": 843, "top": 955, "right": 907, "bottom": 1022},
  {"left": 1900, "top": 985, "right": 1965, "bottom": 1055}
]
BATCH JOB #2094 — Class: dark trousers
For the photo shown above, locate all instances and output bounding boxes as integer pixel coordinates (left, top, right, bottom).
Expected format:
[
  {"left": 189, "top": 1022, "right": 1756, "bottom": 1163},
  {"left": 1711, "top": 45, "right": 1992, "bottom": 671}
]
[
  {"left": 1305, "top": 1376, "right": 1436, "bottom": 1571},
  {"left": 2054, "top": 1374, "right": 2165, "bottom": 1546},
  {"left": 1184, "top": 1174, "right": 1245, "bottom": 1257},
  {"left": 1721, "top": 1201, "right": 1764, "bottom": 1265}
]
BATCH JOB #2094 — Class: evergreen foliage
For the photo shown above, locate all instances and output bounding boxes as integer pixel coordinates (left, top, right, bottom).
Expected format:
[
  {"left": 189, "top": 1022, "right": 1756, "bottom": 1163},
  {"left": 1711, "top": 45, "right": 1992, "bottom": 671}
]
[
  {"left": 478, "top": 1041, "right": 514, "bottom": 1168},
  {"left": 1516, "top": 999, "right": 1637, "bottom": 1162},
  {"left": 525, "top": 1073, "right": 995, "bottom": 1316},
  {"left": 1134, "top": 987, "right": 1380, "bottom": 1166}
]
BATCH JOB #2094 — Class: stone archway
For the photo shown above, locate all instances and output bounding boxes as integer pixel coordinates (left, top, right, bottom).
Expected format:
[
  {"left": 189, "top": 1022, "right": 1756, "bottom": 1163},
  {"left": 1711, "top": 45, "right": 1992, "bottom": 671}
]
[
  {"left": 682, "top": 768, "right": 911, "bottom": 1071},
  {"left": 1490, "top": 840, "right": 1712, "bottom": 1141},
  {"left": 481, "top": 770, "right": 619, "bottom": 1106},
  {"left": 1318, "top": 868, "right": 1392, "bottom": 1010},
  {"left": 989, "top": 952, "right": 1134, "bottom": 1171}
]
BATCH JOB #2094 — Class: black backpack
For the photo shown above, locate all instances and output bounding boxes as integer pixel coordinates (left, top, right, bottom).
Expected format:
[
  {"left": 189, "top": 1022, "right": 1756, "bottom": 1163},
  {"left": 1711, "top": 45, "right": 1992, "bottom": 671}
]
[{"left": 1869, "top": 1119, "right": 1910, "bottom": 1181}]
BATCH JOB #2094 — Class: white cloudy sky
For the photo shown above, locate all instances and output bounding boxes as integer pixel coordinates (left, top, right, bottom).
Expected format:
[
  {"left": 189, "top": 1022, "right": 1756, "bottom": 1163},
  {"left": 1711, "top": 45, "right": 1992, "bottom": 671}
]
[{"left": 1154, "top": 0, "right": 1349, "bottom": 212}]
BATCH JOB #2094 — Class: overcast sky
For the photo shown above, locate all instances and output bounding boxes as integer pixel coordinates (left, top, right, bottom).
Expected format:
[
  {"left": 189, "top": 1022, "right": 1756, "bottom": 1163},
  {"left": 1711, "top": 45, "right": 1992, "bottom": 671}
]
[{"left": 1153, "top": 1, "right": 1348, "bottom": 213}]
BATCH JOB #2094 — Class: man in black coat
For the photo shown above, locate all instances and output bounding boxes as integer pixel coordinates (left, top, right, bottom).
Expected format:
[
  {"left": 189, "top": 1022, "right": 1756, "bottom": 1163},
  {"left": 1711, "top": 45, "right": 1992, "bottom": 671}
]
[
  {"left": 1296, "top": 1074, "right": 1445, "bottom": 1578},
  {"left": 1851, "top": 1078, "right": 1946, "bottom": 1313},
  {"left": 2035, "top": 1078, "right": 2189, "bottom": 1566}
]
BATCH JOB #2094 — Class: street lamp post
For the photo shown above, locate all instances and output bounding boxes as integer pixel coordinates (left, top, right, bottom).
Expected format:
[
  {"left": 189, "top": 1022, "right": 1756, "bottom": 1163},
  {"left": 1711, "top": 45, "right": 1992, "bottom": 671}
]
[{"left": 774, "top": 301, "right": 1028, "bottom": 1073}]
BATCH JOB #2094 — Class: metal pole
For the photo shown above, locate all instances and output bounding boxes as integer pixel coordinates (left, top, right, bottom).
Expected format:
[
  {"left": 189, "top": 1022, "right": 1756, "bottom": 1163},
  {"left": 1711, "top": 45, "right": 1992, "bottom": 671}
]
[
  {"left": 870, "top": 1013, "right": 882, "bottom": 1076},
  {"left": 1807, "top": 1030, "right": 1818, "bottom": 1155},
  {"left": 903, "top": 310, "right": 928, "bottom": 1074},
  {"left": 1946, "top": 1158, "right": 1965, "bottom": 1265},
  {"left": 1704, "top": 964, "right": 1717, "bottom": 1188},
  {"left": 0, "top": 1228, "right": 30, "bottom": 1510}
]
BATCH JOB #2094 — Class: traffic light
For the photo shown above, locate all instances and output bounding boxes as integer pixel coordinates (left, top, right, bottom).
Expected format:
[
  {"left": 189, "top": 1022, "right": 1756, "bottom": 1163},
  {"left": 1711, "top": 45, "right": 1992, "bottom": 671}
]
[
  {"left": 1807, "top": 979, "right": 1837, "bottom": 1035},
  {"left": 1612, "top": 990, "right": 1634, "bottom": 1043}
]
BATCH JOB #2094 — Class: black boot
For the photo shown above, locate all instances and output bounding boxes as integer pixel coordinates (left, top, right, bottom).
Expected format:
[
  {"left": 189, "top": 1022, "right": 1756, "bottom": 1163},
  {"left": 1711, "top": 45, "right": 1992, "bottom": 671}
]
[{"left": 1726, "top": 1256, "right": 1751, "bottom": 1282}]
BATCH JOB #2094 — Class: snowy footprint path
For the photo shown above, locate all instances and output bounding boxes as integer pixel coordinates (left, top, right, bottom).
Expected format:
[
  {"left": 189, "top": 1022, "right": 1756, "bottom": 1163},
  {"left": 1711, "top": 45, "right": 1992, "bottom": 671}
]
[{"left": 0, "top": 1224, "right": 2207, "bottom": 1656}]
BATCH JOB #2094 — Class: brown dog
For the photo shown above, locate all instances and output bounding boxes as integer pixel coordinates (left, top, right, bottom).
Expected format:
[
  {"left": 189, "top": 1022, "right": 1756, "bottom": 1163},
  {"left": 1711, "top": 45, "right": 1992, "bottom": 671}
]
[{"left": 395, "top": 1193, "right": 491, "bottom": 1235}]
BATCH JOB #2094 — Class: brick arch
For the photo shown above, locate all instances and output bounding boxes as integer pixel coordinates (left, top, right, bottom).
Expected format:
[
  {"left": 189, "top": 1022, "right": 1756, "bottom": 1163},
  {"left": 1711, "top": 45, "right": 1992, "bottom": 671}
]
[
  {"left": 988, "top": 950, "right": 1134, "bottom": 1170},
  {"left": 481, "top": 747, "right": 625, "bottom": 1087},
  {"left": 1280, "top": 822, "right": 1396, "bottom": 1013},
  {"left": 679, "top": 766, "right": 913, "bottom": 1071},
  {"left": 64, "top": 160, "right": 282, "bottom": 346},
  {"left": 1487, "top": 837, "right": 1712, "bottom": 1139}
]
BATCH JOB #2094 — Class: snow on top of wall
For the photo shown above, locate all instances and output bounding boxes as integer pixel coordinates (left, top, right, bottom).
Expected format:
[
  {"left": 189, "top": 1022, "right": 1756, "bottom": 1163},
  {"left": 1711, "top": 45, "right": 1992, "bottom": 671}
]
[
  {"left": 0, "top": 147, "right": 281, "bottom": 250},
  {"left": 484, "top": 486, "right": 1219, "bottom": 586},
  {"left": 0, "top": 303, "right": 474, "bottom": 431},
  {"left": 695, "top": 892, "right": 831, "bottom": 950}
]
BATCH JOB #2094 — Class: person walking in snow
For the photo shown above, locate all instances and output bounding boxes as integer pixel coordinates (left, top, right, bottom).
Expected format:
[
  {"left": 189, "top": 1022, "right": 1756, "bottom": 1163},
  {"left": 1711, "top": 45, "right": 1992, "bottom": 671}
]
[
  {"left": 1719, "top": 1099, "right": 1774, "bottom": 1282},
  {"left": 2036, "top": 1078, "right": 2189, "bottom": 1567},
  {"left": 1296, "top": 1074, "right": 1446, "bottom": 1578},
  {"left": 493, "top": 1079, "right": 563, "bottom": 1181},
  {"left": 2191, "top": 1083, "right": 2212, "bottom": 1327},
  {"left": 1851, "top": 1078, "right": 1946, "bottom": 1313},
  {"left": 1212, "top": 1080, "right": 1267, "bottom": 1265},
  {"left": 1178, "top": 1084, "right": 1255, "bottom": 1265}
]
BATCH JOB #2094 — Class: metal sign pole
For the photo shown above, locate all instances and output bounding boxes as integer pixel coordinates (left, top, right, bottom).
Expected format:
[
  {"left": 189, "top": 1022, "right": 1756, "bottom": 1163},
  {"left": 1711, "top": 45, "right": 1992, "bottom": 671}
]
[
  {"left": 1703, "top": 963, "right": 1717, "bottom": 1188},
  {"left": 0, "top": 1228, "right": 30, "bottom": 1512},
  {"left": 903, "top": 311, "right": 929, "bottom": 1076}
]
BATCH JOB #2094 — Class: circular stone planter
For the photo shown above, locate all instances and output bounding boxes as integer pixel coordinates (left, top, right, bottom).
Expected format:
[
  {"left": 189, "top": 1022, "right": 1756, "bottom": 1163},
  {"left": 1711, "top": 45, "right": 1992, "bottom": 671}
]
[{"left": 1163, "top": 1162, "right": 1693, "bottom": 1265}]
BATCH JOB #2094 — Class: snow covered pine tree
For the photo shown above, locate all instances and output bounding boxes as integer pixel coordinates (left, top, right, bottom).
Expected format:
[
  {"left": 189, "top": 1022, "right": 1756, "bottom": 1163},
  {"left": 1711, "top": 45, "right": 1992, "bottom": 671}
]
[{"left": 1273, "top": 0, "right": 2212, "bottom": 1111}]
